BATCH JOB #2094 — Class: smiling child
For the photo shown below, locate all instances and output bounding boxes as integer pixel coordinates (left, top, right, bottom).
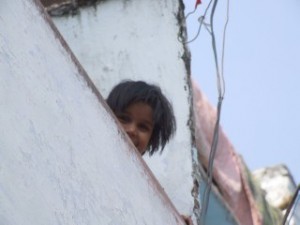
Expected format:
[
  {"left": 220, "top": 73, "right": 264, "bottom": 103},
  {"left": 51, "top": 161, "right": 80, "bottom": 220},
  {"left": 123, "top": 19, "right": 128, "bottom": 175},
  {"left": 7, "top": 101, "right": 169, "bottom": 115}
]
[
  {"left": 106, "top": 80, "right": 176, "bottom": 155},
  {"left": 106, "top": 80, "right": 193, "bottom": 225}
]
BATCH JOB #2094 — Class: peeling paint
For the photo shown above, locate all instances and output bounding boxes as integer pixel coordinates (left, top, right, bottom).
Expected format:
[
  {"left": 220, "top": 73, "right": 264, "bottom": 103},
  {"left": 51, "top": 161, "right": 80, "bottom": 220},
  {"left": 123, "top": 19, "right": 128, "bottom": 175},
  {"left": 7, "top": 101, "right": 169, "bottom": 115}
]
[{"left": 175, "top": 2, "right": 203, "bottom": 223}]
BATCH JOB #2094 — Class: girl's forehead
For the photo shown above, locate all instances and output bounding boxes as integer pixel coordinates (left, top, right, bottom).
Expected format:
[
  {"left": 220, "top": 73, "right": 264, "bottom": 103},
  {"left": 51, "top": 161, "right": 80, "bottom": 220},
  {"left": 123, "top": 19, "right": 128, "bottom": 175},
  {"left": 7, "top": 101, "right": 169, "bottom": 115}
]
[
  {"left": 125, "top": 102, "right": 154, "bottom": 123},
  {"left": 126, "top": 100, "right": 152, "bottom": 109},
  {"left": 126, "top": 101, "right": 152, "bottom": 112}
]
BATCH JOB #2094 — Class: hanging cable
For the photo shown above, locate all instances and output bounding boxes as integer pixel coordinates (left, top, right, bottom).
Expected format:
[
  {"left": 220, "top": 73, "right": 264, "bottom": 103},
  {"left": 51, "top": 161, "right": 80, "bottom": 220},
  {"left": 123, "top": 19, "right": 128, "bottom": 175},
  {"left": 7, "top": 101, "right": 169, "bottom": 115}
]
[
  {"left": 178, "top": 1, "right": 230, "bottom": 222},
  {"left": 197, "top": 0, "right": 229, "bottom": 223},
  {"left": 200, "top": 0, "right": 222, "bottom": 221},
  {"left": 178, "top": 0, "right": 214, "bottom": 44},
  {"left": 200, "top": 94, "right": 223, "bottom": 224},
  {"left": 221, "top": 0, "right": 230, "bottom": 95},
  {"left": 185, "top": 7, "right": 197, "bottom": 20}
]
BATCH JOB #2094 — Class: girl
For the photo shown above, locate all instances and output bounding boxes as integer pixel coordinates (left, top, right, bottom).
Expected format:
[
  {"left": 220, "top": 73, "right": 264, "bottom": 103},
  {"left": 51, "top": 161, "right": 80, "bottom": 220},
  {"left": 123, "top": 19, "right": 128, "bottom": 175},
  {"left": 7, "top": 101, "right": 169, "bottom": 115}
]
[
  {"left": 106, "top": 80, "right": 193, "bottom": 225},
  {"left": 106, "top": 80, "right": 176, "bottom": 156}
]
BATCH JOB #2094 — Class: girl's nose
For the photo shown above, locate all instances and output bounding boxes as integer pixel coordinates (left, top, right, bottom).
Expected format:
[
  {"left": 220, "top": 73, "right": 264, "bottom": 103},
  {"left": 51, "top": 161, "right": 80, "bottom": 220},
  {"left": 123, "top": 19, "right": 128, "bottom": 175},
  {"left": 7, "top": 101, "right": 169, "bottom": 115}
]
[{"left": 125, "top": 123, "right": 137, "bottom": 137}]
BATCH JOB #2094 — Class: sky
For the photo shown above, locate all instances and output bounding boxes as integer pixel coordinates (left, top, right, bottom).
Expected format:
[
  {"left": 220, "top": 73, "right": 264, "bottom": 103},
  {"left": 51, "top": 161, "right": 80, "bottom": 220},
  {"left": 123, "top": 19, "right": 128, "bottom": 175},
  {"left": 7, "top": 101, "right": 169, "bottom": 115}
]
[{"left": 183, "top": 0, "right": 300, "bottom": 184}]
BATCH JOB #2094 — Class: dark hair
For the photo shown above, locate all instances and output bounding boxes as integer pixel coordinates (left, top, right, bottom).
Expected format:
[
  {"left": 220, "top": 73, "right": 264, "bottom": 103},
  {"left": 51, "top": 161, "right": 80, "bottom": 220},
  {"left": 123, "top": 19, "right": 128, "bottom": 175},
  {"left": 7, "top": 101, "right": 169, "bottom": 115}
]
[{"left": 106, "top": 80, "right": 176, "bottom": 155}]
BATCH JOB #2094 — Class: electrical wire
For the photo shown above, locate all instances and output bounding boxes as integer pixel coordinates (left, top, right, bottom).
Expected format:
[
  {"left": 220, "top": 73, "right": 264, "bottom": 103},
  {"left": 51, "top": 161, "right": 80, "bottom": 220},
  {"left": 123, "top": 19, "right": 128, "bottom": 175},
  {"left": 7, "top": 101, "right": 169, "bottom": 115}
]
[
  {"left": 200, "top": 95, "right": 223, "bottom": 224},
  {"left": 197, "top": 0, "right": 230, "bottom": 223},
  {"left": 199, "top": 1, "right": 222, "bottom": 223},
  {"left": 185, "top": 7, "right": 197, "bottom": 20},
  {"left": 178, "top": 0, "right": 213, "bottom": 44},
  {"left": 221, "top": 0, "right": 230, "bottom": 95},
  {"left": 178, "top": 1, "right": 230, "bottom": 222}
]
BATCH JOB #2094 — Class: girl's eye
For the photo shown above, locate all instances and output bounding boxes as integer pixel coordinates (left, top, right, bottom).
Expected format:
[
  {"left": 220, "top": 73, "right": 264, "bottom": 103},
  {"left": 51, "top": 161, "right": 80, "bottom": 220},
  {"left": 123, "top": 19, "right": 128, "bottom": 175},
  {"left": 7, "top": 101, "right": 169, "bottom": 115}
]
[
  {"left": 117, "top": 115, "right": 131, "bottom": 123},
  {"left": 138, "top": 124, "right": 151, "bottom": 132}
]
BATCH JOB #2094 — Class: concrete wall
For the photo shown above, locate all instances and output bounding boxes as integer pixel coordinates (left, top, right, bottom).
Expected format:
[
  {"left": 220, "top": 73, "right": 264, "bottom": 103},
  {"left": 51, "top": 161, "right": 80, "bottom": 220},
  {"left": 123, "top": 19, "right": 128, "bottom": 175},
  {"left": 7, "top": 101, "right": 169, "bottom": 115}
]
[
  {"left": 0, "top": 0, "right": 186, "bottom": 224},
  {"left": 37, "top": 1, "right": 289, "bottom": 224},
  {"left": 50, "top": 0, "right": 198, "bottom": 220}
]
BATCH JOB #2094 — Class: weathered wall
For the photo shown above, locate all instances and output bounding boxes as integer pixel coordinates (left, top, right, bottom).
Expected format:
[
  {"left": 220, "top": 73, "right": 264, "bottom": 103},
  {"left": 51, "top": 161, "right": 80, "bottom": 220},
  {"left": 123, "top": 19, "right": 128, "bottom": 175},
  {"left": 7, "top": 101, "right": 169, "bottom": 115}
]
[
  {"left": 0, "top": 0, "right": 186, "bottom": 224},
  {"left": 50, "top": 0, "right": 197, "bottom": 219}
]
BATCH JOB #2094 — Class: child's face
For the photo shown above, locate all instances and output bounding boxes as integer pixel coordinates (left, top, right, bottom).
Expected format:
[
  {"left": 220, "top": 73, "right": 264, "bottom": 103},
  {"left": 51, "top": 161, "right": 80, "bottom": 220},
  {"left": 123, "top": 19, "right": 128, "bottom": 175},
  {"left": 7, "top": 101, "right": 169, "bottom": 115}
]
[{"left": 116, "top": 102, "right": 154, "bottom": 155}]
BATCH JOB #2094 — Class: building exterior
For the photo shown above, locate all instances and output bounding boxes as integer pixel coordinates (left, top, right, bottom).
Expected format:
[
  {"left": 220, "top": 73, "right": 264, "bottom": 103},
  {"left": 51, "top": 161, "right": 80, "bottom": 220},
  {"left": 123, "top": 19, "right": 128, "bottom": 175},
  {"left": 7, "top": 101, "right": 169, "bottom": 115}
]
[
  {"left": 0, "top": 0, "right": 186, "bottom": 224},
  {"left": 0, "top": 0, "right": 289, "bottom": 224}
]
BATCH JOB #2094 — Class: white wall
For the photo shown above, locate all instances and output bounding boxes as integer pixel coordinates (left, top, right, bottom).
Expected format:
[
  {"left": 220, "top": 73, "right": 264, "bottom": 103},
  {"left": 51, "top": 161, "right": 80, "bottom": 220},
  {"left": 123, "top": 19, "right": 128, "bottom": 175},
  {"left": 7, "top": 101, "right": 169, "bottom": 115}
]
[
  {"left": 51, "top": 0, "right": 197, "bottom": 219},
  {"left": 0, "top": 0, "right": 186, "bottom": 224}
]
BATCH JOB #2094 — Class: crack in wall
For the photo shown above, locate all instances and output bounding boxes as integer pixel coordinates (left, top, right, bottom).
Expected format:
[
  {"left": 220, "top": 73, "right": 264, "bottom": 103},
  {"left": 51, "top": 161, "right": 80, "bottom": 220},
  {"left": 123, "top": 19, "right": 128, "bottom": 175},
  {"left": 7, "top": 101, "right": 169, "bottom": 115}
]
[{"left": 176, "top": 1, "right": 202, "bottom": 224}]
